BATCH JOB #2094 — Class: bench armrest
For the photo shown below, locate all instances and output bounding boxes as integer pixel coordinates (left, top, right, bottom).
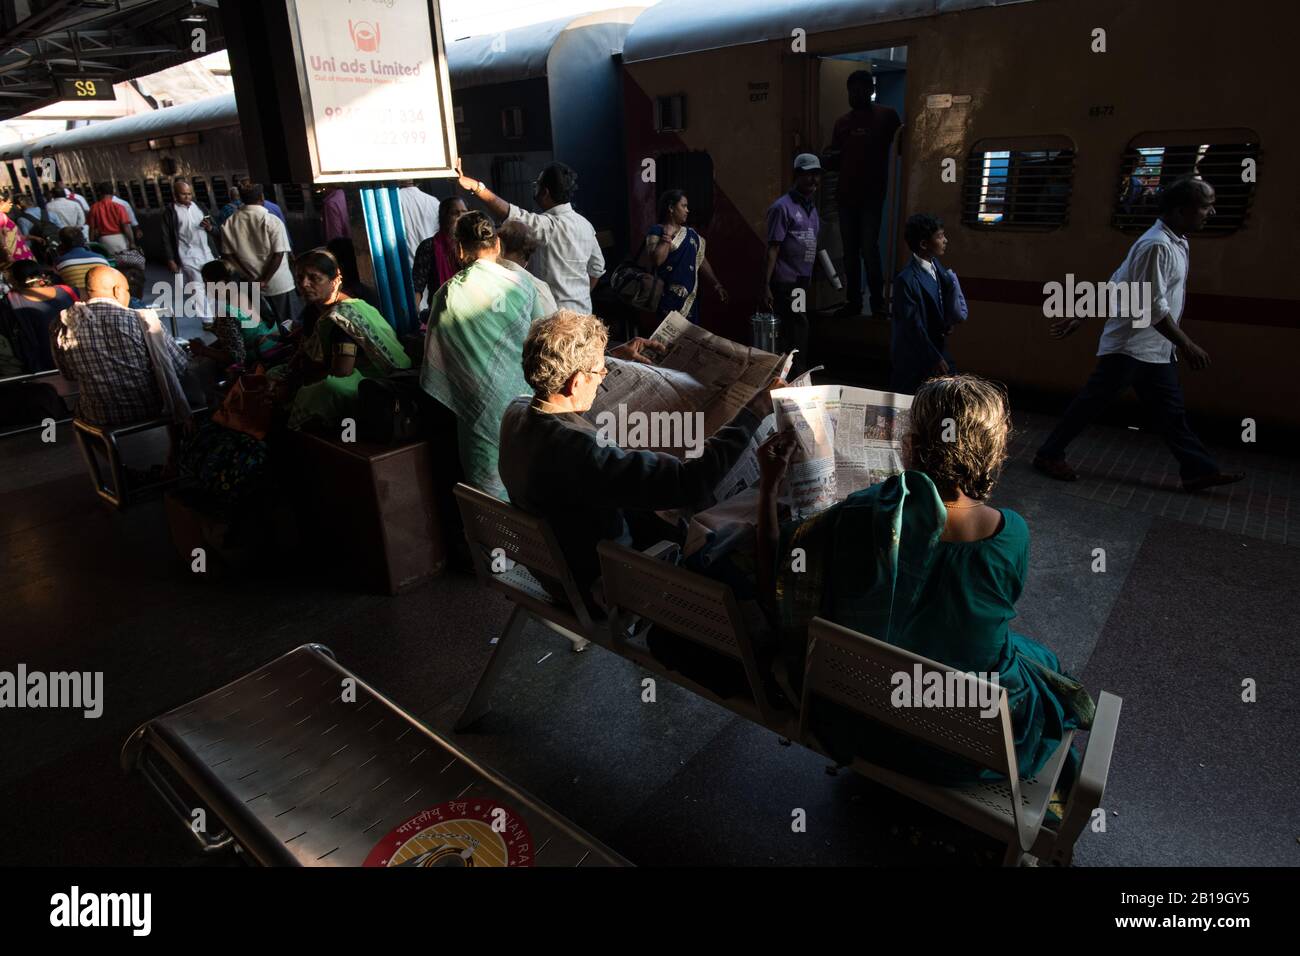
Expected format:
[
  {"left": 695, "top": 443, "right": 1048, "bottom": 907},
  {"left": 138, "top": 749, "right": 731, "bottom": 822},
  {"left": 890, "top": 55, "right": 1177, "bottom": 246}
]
[{"left": 1052, "top": 691, "right": 1123, "bottom": 861}]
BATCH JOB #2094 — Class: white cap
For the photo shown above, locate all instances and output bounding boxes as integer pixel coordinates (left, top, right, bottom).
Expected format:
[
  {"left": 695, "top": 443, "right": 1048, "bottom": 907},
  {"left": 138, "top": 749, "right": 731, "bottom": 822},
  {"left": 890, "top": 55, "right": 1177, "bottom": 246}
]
[{"left": 793, "top": 153, "right": 822, "bottom": 172}]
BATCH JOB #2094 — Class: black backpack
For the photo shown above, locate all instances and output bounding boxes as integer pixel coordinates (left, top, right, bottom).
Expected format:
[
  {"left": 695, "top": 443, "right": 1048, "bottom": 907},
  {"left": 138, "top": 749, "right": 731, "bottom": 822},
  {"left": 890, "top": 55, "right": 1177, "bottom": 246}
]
[
  {"left": 357, "top": 370, "right": 427, "bottom": 444},
  {"left": 18, "top": 208, "right": 60, "bottom": 244}
]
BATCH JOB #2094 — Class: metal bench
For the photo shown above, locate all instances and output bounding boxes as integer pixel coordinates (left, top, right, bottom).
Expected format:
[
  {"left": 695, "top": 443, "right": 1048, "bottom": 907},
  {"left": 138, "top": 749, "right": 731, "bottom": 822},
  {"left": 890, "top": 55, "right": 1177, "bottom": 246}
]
[
  {"left": 122, "top": 643, "right": 627, "bottom": 867},
  {"left": 72, "top": 415, "right": 180, "bottom": 509},
  {"left": 799, "top": 617, "right": 1122, "bottom": 866}
]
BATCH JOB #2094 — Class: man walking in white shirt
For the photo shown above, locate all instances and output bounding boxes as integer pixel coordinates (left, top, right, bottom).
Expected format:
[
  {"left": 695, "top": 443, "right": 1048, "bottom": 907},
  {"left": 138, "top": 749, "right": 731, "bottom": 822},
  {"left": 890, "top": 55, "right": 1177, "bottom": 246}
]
[
  {"left": 1034, "top": 176, "right": 1243, "bottom": 492},
  {"left": 456, "top": 161, "right": 604, "bottom": 313},
  {"left": 398, "top": 180, "right": 440, "bottom": 270}
]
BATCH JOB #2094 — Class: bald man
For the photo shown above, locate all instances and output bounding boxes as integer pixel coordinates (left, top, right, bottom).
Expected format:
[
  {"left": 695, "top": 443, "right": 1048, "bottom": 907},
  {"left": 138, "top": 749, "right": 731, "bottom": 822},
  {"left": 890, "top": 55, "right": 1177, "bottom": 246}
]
[{"left": 52, "top": 266, "right": 193, "bottom": 426}]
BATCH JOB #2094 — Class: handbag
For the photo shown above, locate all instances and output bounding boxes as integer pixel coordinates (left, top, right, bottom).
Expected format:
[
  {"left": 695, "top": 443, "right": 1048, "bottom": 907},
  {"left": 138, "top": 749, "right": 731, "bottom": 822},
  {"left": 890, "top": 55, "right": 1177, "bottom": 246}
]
[
  {"left": 609, "top": 237, "right": 664, "bottom": 311},
  {"left": 212, "top": 368, "right": 274, "bottom": 440},
  {"left": 358, "top": 369, "right": 426, "bottom": 444}
]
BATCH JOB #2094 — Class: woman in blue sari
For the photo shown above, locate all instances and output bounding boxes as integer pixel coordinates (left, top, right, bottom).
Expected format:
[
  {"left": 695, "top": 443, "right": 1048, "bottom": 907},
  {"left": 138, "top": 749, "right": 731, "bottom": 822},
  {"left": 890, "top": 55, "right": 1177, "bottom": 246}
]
[
  {"left": 757, "top": 375, "right": 1094, "bottom": 791},
  {"left": 639, "top": 190, "right": 726, "bottom": 324}
]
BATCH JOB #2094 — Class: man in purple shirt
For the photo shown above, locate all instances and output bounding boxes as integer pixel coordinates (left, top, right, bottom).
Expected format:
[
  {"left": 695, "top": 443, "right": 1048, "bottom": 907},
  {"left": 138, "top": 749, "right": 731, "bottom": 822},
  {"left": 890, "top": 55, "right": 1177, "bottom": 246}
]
[
  {"left": 761, "top": 153, "right": 822, "bottom": 375},
  {"left": 321, "top": 186, "right": 350, "bottom": 242}
]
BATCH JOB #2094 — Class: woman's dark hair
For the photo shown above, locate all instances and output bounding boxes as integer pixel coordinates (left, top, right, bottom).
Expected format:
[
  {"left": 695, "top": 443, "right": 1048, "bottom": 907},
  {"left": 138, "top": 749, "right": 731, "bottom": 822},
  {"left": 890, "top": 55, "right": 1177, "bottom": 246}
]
[
  {"left": 537, "top": 162, "right": 578, "bottom": 204},
  {"left": 455, "top": 210, "right": 497, "bottom": 256},
  {"left": 439, "top": 196, "right": 467, "bottom": 233},
  {"left": 295, "top": 249, "right": 341, "bottom": 280},
  {"left": 11, "top": 259, "right": 51, "bottom": 287},
  {"left": 200, "top": 259, "right": 235, "bottom": 283},
  {"left": 657, "top": 189, "right": 687, "bottom": 223},
  {"left": 904, "top": 213, "right": 943, "bottom": 254},
  {"left": 325, "top": 237, "right": 360, "bottom": 284},
  {"left": 497, "top": 220, "right": 538, "bottom": 260}
]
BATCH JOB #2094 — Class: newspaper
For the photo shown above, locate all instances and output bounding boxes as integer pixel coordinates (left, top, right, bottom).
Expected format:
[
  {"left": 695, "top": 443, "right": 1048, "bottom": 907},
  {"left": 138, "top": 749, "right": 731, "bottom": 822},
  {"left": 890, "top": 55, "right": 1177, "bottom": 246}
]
[
  {"left": 772, "top": 385, "right": 914, "bottom": 518},
  {"left": 587, "top": 311, "right": 792, "bottom": 466}
]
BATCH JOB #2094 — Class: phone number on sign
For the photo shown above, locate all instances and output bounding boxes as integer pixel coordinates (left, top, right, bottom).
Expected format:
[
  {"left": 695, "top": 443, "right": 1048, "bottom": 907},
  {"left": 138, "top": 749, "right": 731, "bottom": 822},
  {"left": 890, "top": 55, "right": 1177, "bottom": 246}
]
[{"left": 322, "top": 106, "right": 425, "bottom": 122}]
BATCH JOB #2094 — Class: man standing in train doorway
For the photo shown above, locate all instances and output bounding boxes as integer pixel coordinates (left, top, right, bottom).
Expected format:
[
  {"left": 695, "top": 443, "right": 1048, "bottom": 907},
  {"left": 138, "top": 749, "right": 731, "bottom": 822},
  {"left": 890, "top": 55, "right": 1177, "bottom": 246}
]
[
  {"left": 824, "top": 69, "right": 901, "bottom": 320},
  {"left": 1034, "top": 176, "right": 1245, "bottom": 493},
  {"left": 761, "top": 153, "right": 823, "bottom": 378}
]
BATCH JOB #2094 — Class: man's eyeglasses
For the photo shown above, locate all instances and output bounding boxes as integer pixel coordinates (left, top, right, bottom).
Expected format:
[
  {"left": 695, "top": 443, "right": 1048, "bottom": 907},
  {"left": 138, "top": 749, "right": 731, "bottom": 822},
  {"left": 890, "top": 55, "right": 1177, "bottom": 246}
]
[{"left": 584, "top": 366, "right": 609, "bottom": 379}]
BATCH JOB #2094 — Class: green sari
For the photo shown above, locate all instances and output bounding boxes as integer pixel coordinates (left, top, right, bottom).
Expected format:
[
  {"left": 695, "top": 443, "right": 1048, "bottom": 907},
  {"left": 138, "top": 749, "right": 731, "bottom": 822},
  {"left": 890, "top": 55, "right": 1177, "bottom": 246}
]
[
  {"left": 419, "top": 258, "right": 544, "bottom": 500},
  {"left": 288, "top": 297, "right": 411, "bottom": 432},
  {"left": 778, "top": 470, "right": 1094, "bottom": 785}
]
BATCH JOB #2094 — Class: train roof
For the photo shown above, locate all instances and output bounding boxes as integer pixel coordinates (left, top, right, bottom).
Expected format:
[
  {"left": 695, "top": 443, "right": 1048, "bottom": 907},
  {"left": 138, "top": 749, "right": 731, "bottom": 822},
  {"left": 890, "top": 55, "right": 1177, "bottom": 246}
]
[
  {"left": 0, "top": 94, "right": 238, "bottom": 162},
  {"left": 622, "top": 0, "right": 1038, "bottom": 63},
  {"left": 446, "top": 6, "right": 643, "bottom": 90}
]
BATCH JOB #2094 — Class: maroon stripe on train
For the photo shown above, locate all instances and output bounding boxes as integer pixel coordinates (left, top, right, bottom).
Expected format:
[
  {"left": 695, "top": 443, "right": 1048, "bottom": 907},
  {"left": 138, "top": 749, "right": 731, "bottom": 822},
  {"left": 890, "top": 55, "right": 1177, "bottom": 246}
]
[{"left": 958, "top": 276, "right": 1300, "bottom": 329}]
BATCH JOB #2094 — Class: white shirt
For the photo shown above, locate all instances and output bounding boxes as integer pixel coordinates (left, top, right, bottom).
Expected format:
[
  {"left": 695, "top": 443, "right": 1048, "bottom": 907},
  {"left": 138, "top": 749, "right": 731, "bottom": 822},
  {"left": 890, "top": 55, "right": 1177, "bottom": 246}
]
[
  {"left": 68, "top": 191, "right": 91, "bottom": 213},
  {"left": 220, "top": 203, "right": 295, "bottom": 296},
  {"left": 112, "top": 195, "right": 139, "bottom": 228},
  {"left": 174, "top": 202, "right": 209, "bottom": 266},
  {"left": 1096, "top": 220, "right": 1189, "bottom": 364},
  {"left": 47, "top": 197, "right": 86, "bottom": 235},
  {"left": 505, "top": 202, "right": 604, "bottom": 313},
  {"left": 913, "top": 254, "right": 936, "bottom": 280},
  {"left": 500, "top": 257, "right": 558, "bottom": 317},
  {"left": 398, "top": 186, "right": 441, "bottom": 269}
]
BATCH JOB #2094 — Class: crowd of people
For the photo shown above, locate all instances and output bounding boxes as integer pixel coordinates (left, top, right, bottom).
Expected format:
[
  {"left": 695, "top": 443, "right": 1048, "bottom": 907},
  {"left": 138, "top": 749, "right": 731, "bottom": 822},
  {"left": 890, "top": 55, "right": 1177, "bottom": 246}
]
[{"left": 0, "top": 76, "right": 1249, "bottom": 803}]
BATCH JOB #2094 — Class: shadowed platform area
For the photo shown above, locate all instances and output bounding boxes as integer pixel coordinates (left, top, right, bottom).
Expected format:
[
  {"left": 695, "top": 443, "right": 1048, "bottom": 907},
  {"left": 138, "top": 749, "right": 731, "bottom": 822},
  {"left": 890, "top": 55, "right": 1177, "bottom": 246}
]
[{"left": 1, "top": 405, "right": 1297, "bottom": 866}]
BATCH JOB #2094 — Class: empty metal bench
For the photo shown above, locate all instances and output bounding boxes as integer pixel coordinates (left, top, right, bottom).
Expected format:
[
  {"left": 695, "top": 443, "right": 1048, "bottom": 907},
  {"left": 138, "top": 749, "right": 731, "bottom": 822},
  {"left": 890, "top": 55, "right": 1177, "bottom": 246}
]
[
  {"left": 799, "top": 617, "right": 1122, "bottom": 866},
  {"left": 73, "top": 415, "right": 180, "bottom": 509},
  {"left": 122, "top": 643, "right": 627, "bottom": 867}
]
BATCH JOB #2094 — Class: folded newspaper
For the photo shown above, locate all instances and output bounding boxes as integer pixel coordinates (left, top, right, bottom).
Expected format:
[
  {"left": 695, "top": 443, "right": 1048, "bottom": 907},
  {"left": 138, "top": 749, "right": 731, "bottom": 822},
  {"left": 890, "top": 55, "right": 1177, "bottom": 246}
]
[{"left": 771, "top": 385, "right": 914, "bottom": 519}]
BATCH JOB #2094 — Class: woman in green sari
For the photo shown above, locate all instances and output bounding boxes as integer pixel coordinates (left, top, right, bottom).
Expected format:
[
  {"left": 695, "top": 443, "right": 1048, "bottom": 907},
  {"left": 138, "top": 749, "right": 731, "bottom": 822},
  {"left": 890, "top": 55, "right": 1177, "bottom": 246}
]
[
  {"left": 757, "top": 374, "right": 1094, "bottom": 788},
  {"left": 419, "top": 211, "right": 546, "bottom": 500},
  {"left": 286, "top": 249, "right": 411, "bottom": 432}
]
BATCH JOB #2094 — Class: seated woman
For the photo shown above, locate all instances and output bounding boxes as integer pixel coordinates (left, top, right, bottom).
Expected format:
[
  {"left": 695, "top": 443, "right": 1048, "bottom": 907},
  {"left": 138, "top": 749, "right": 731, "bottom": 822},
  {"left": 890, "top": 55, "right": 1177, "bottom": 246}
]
[
  {"left": 757, "top": 374, "right": 1094, "bottom": 788},
  {"left": 419, "top": 210, "right": 545, "bottom": 499},
  {"left": 1, "top": 260, "right": 78, "bottom": 373},
  {"left": 285, "top": 249, "right": 412, "bottom": 432},
  {"left": 637, "top": 189, "right": 726, "bottom": 326},
  {"left": 197, "top": 259, "right": 290, "bottom": 368}
]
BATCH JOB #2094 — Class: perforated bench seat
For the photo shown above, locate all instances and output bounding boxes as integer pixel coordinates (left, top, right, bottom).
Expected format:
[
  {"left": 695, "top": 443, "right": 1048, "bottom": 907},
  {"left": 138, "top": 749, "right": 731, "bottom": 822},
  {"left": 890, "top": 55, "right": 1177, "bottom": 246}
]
[{"left": 122, "top": 644, "right": 628, "bottom": 867}]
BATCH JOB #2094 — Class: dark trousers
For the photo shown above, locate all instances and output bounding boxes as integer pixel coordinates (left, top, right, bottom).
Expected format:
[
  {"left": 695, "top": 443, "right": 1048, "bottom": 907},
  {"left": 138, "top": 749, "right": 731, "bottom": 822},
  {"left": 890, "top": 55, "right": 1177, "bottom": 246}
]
[
  {"left": 1037, "top": 352, "right": 1219, "bottom": 481},
  {"left": 261, "top": 290, "right": 300, "bottom": 328},
  {"left": 774, "top": 278, "right": 812, "bottom": 377},
  {"left": 839, "top": 198, "right": 886, "bottom": 314}
]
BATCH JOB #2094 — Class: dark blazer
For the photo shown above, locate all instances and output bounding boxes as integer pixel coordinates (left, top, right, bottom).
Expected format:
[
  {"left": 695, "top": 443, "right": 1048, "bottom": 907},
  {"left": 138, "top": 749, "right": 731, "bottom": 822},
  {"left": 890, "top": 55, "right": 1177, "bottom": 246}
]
[
  {"left": 890, "top": 255, "right": 968, "bottom": 393},
  {"left": 159, "top": 201, "right": 217, "bottom": 265}
]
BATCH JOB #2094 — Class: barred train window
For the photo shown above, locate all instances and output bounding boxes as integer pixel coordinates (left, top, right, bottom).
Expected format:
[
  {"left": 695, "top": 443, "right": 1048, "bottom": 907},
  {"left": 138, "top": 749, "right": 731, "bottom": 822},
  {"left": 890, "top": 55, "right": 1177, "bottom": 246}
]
[
  {"left": 159, "top": 179, "right": 173, "bottom": 206},
  {"left": 211, "top": 176, "right": 229, "bottom": 206},
  {"left": 192, "top": 177, "right": 211, "bottom": 208},
  {"left": 962, "top": 136, "right": 1075, "bottom": 230},
  {"left": 1112, "top": 130, "right": 1258, "bottom": 235},
  {"left": 655, "top": 94, "right": 686, "bottom": 133},
  {"left": 128, "top": 181, "right": 145, "bottom": 209},
  {"left": 278, "top": 184, "right": 305, "bottom": 213},
  {"left": 143, "top": 179, "right": 160, "bottom": 209}
]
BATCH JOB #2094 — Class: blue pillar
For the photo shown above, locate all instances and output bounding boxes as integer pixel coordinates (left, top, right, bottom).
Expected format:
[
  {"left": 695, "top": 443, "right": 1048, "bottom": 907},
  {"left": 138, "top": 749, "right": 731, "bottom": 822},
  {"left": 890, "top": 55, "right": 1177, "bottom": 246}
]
[{"left": 360, "top": 185, "right": 417, "bottom": 336}]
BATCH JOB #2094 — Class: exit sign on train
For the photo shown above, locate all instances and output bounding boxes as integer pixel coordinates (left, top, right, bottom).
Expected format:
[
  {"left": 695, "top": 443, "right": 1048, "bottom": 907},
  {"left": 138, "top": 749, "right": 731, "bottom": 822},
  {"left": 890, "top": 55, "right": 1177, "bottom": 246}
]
[{"left": 57, "top": 78, "right": 116, "bottom": 101}]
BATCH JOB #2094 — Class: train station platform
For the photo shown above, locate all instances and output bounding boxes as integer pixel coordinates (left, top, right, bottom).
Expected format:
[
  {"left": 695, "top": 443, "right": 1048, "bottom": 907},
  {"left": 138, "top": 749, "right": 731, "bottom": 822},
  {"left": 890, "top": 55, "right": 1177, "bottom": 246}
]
[{"left": 1, "top": 406, "right": 1295, "bottom": 866}]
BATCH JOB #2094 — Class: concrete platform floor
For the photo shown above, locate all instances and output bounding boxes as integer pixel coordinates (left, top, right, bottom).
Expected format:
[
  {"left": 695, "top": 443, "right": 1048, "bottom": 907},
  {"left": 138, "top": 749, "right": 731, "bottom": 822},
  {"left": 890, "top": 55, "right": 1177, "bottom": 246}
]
[{"left": 0, "top": 404, "right": 1296, "bottom": 866}]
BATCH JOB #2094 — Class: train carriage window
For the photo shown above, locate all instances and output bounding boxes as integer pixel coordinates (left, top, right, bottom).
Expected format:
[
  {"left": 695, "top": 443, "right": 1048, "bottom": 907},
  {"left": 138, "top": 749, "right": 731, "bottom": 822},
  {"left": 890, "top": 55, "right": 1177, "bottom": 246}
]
[
  {"left": 128, "top": 180, "right": 146, "bottom": 209},
  {"left": 159, "top": 180, "right": 173, "bottom": 206},
  {"left": 963, "top": 136, "right": 1075, "bottom": 230},
  {"left": 143, "top": 179, "right": 160, "bottom": 209},
  {"left": 1112, "top": 130, "right": 1258, "bottom": 235},
  {"left": 278, "top": 184, "right": 305, "bottom": 213},
  {"left": 655, "top": 94, "right": 686, "bottom": 133},
  {"left": 211, "top": 176, "right": 229, "bottom": 206},
  {"left": 500, "top": 108, "right": 525, "bottom": 140},
  {"left": 192, "top": 177, "right": 212, "bottom": 208}
]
